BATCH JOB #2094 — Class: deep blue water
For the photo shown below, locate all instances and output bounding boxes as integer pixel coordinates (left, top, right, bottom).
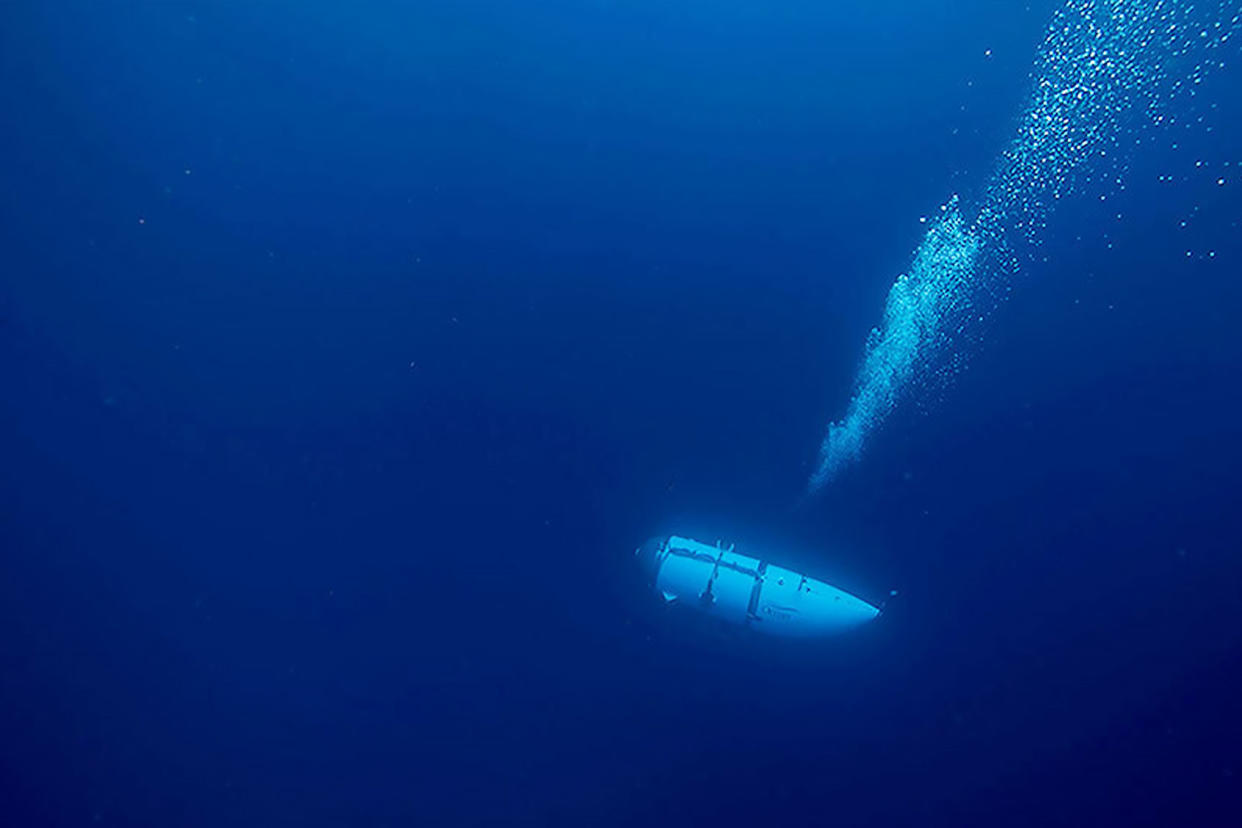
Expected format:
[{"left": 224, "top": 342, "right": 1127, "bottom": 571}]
[{"left": 3, "top": 2, "right": 1241, "bottom": 825}]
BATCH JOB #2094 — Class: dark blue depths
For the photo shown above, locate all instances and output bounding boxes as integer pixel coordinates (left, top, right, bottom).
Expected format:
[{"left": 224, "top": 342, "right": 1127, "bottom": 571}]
[{"left": 2, "top": 2, "right": 1241, "bottom": 826}]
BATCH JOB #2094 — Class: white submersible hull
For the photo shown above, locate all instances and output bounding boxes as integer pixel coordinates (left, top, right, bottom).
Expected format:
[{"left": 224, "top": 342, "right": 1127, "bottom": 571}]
[{"left": 636, "top": 535, "right": 879, "bottom": 636}]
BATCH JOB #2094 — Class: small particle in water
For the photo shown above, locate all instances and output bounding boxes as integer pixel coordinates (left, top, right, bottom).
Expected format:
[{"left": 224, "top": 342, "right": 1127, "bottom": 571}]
[
  {"left": 1218, "top": 178, "right": 1226, "bottom": 185},
  {"left": 137, "top": 217, "right": 145, "bottom": 224}
]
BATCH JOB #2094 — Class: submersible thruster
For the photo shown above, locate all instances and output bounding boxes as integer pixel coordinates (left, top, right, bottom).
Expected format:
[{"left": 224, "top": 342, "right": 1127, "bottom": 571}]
[{"left": 636, "top": 535, "right": 880, "bottom": 636}]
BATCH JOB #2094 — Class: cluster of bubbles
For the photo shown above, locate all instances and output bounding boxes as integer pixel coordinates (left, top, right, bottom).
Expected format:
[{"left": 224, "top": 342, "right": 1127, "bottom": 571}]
[
  {"left": 807, "top": 0, "right": 1239, "bottom": 494},
  {"left": 808, "top": 197, "right": 981, "bottom": 491}
]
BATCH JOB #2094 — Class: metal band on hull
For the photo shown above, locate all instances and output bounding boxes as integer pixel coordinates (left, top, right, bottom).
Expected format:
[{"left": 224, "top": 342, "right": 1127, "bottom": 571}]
[{"left": 640, "top": 535, "right": 879, "bottom": 637}]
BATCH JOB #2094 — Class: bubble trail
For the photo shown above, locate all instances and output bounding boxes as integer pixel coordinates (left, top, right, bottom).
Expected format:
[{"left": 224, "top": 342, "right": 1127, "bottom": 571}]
[{"left": 807, "top": 0, "right": 1239, "bottom": 495}]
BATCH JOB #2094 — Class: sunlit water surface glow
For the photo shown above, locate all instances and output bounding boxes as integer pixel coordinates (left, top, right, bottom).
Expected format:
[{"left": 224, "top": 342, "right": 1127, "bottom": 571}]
[{"left": 808, "top": 0, "right": 1239, "bottom": 493}]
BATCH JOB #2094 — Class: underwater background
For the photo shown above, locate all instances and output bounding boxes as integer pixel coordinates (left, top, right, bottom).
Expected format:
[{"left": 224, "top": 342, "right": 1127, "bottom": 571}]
[{"left": 3, "top": 1, "right": 1241, "bottom": 825}]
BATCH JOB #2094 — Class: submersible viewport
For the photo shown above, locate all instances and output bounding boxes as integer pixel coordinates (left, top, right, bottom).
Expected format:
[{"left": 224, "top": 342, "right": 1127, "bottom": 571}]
[{"left": 636, "top": 535, "right": 880, "bottom": 636}]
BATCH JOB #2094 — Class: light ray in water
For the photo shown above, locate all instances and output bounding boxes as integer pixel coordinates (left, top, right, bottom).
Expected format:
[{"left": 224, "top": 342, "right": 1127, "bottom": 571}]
[{"left": 808, "top": 0, "right": 1240, "bottom": 494}]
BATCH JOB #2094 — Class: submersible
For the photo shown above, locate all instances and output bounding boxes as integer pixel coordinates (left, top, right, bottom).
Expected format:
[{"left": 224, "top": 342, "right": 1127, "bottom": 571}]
[{"left": 636, "top": 535, "right": 880, "bottom": 636}]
